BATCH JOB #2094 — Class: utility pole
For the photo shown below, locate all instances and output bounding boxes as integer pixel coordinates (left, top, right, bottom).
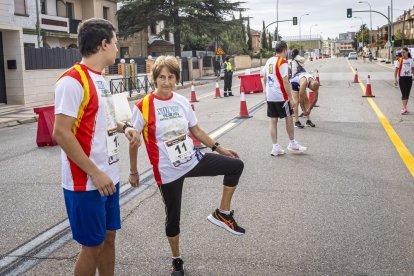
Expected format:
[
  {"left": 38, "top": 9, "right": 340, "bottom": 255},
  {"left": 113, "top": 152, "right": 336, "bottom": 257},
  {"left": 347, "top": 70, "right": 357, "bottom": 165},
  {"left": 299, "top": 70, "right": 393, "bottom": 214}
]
[
  {"left": 391, "top": 0, "right": 394, "bottom": 63},
  {"left": 276, "top": 0, "right": 279, "bottom": 41}
]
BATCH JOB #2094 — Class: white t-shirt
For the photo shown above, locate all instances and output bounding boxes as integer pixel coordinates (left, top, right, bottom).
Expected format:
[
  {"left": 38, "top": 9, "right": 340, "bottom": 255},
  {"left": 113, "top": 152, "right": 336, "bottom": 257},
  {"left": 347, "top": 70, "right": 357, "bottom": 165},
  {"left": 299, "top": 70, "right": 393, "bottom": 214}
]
[
  {"left": 131, "top": 92, "right": 203, "bottom": 185},
  {"left": 55, "top": 64, "right": 120, "bottom": 192},
  {"left": 264, "top": 56, "right": 289, "bottom": 102},
  {"left": 290, "top": 72, "right": 314, "bottom": 85},
  {"left": 396, "top": 58, "right": 414, "bottom": 77},
  {"left": 290, "top": 55, "right": 306, "bottom": 77}
]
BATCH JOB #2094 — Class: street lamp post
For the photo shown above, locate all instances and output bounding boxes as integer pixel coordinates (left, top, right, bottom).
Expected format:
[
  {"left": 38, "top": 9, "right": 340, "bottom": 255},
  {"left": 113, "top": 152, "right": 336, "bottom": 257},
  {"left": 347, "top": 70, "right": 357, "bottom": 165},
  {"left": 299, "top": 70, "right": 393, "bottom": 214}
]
[
  {"left": 354, "top": 17, "right": 364, "bottom": 52},
  {"left": 299, "top": 13, "right": 309, "bottom": 55},
  {"left": 358, "top": 1, "right": 372, "bottom": 46},
  {"left": 276, "top": 0, "right": 279, "bottom": 41}
]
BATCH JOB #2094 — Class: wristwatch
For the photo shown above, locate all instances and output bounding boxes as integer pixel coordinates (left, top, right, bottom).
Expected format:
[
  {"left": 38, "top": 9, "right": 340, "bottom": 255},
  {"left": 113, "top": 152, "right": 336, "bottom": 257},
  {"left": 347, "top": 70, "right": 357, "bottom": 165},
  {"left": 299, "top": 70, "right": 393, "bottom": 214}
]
[
  {"left": 122, "top": 122, "right": 133, "bottom": 133},
  {"left": 211, "top": 142, "right": 220, "bottom": 152}
]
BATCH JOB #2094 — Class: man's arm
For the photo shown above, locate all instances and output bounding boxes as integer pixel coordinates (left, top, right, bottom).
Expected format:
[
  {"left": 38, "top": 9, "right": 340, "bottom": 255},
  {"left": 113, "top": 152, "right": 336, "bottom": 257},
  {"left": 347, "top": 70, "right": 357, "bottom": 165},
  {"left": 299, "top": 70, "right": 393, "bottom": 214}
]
[
  {"left": 283, "top": 76, "right": 293, "bottom": 102},
  {"left": 308, "top": 90, "right": 319, "bottom": 112},
  {"left": 53, "top": 114, "right": 116, "bottom": 196}
]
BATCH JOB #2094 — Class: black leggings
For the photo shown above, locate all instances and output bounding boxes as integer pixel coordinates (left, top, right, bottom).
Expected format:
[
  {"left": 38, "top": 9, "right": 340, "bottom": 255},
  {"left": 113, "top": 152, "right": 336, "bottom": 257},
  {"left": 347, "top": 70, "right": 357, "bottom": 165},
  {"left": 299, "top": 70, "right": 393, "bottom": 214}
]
[
  {"left": 399, "top": 76, "right": 413, "bottom": 101},
  {"left": 159, "top": 153, "right": 244, "bottom": 237}
]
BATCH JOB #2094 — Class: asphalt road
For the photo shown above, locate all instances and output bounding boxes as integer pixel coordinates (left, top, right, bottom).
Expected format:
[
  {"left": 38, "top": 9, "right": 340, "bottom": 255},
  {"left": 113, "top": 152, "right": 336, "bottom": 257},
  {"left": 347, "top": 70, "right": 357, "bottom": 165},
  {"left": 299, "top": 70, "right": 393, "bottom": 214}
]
[{"left": 2, "top": 57, "right": 414, "bottom": 275}]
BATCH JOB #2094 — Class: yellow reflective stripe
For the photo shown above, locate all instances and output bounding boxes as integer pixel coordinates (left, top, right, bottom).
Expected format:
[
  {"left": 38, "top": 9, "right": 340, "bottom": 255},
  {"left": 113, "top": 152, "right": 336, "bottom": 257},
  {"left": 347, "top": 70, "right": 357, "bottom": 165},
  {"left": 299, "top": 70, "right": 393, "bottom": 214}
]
[
  {"left": 142, "top": 95, "right": 150, "bottom": 142},
  {"left": 72, "top": 64, "right": 90, "bottom": 135}
]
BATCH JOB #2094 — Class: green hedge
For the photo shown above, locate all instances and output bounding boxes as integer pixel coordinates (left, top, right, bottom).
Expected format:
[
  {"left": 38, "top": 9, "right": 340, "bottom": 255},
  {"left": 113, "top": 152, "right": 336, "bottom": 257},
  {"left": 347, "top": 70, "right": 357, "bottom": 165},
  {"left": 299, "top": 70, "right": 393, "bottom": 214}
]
[{"left": 393, "top": 39, "right": 414, "bottom": 47}]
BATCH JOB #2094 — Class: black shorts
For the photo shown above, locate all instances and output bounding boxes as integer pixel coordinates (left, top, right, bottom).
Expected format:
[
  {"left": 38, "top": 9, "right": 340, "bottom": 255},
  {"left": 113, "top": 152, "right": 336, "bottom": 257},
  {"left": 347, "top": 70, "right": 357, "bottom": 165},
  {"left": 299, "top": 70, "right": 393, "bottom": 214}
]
[{"left": 267, "top": 101, "right": 292, "bottom": 118}]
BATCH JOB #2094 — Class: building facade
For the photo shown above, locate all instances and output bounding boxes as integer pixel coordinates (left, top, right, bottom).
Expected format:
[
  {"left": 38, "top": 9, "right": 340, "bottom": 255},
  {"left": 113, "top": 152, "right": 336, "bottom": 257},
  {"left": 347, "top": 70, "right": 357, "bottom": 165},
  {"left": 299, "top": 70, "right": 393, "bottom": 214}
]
[
  {"left": 0, "top": 0, "right": 117, "bottom": 106},
  {"left": 333, "top": 39, "right": 355, "bottom": 56},
  {"left": 250, "top": 29, "right": 261, "bottom": 52}
]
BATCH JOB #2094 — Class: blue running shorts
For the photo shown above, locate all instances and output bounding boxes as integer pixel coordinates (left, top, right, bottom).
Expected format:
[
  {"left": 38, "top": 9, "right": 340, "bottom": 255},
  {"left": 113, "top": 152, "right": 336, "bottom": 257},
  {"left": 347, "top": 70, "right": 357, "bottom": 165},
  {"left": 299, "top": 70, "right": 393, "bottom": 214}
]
[{"left": 63, "top": 183, "right": 121, "bottom": 247}]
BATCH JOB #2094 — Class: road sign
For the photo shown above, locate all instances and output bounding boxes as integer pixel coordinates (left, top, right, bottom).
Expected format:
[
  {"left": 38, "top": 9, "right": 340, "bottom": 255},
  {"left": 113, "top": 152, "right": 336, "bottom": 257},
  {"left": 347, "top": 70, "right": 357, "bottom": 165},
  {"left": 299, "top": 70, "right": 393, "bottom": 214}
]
[
  {"left": 215, "top": 47, "right": 225, "bottom": 55},
  {"left": 272, "top": 41, "right": 278, "bottom": 48}
]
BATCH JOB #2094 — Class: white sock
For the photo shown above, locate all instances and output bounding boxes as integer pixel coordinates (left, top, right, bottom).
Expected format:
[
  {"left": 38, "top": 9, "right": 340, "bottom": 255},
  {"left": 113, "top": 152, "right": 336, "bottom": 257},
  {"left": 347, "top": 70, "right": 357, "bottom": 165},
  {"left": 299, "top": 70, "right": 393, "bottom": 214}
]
[
  {"left": 172, "top": 255, "right": 181, "bottom": 260},
  {"left": 219, "top": 209, "right": 231, "bottom": 215},
  {"left": 273, "top": 144, "right": 279, "bottom": 149}
]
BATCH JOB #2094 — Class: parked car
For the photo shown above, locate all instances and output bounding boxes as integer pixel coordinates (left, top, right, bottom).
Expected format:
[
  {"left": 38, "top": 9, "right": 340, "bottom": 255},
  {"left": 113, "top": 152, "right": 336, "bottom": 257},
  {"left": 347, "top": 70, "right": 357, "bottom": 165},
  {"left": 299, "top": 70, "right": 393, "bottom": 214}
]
[{"left": 348, "top": 52, "right": 358, "bottom": 60}]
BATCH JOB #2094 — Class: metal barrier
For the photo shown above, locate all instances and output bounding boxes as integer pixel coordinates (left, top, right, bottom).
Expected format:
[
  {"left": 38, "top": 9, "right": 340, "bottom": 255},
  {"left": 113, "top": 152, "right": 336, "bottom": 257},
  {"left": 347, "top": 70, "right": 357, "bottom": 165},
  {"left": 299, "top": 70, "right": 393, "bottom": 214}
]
[{"left": 109, "top": 75, "right": 154, "bottom": 97}]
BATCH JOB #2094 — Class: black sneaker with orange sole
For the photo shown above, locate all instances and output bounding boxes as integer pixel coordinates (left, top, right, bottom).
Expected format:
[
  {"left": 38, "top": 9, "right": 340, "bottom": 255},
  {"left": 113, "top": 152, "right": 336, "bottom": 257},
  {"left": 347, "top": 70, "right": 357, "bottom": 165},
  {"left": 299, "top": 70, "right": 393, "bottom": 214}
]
[
  {"left": 171, "top": 258, "right": 184, "bottom": 276},
  {"left": 207, "top": 209, "right": 245, "bottom": 235}
]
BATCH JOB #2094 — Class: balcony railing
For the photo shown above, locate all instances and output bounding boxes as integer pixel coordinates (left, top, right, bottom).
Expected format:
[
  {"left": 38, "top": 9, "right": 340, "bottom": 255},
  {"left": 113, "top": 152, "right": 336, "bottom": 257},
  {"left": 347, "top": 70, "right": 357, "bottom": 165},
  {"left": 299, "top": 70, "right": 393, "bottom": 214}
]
[{"left": 69, "top": 19, "right": 82, "bottom": 34}]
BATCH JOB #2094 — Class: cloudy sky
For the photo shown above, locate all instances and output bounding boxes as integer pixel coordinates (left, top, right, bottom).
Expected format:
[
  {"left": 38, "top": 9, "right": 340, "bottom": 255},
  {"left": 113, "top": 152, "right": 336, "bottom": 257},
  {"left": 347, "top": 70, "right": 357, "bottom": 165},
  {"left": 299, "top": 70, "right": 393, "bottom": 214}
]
[{"left": 242, "top": 0, "right": 413, "bottom": 39}]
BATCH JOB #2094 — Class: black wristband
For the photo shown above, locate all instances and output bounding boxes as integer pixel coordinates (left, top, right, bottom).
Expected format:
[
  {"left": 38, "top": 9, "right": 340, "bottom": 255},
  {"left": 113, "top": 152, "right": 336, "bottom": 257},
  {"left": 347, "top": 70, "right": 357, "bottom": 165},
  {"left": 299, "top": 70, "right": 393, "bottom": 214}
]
[
  {"left": 122, "top": 122, "right": 133, "bottom": 132},
  {"left": 211, "top": 142, "right": 220, "bottom": 152}
]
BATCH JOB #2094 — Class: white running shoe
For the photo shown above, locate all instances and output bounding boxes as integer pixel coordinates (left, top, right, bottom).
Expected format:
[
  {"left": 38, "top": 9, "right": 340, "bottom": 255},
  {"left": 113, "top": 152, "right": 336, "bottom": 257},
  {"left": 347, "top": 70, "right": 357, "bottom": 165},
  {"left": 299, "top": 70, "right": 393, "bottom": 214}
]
[
  {"left": 287, "top": 140, "right": 307, "bottom": 153},
  {"left": 271, "top": 144, "right": 286, "bottom": 156}
]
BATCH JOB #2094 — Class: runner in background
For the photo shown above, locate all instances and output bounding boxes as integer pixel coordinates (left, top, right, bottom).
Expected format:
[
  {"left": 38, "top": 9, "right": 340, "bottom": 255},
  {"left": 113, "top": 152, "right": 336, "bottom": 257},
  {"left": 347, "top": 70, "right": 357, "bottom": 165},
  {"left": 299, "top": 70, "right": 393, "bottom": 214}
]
[
  {"left": 263, "top": 41, "right": 307, "bottom": 156},
  {"left": 290, "top": 72, "right": 319, "bottom": 127},
  {"left": 394, "top": 47, "right": 414, "bottom": 115}
]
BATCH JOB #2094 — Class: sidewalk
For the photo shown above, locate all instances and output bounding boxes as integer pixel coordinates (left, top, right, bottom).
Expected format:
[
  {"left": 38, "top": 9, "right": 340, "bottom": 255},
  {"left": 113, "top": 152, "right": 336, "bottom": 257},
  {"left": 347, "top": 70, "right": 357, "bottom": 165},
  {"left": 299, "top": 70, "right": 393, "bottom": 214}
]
[{"left": 0, "top": 67, "right": 262, "bottom": 129}]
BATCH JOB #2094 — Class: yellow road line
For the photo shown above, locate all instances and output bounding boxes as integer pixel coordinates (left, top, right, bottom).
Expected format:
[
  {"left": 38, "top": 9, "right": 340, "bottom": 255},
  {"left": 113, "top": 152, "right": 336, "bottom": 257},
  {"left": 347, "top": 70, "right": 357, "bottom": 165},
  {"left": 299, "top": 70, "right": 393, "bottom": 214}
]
[
  {"left": 347, "top": 60, "right": 414, "bottom": 178},
  {"left": 209, "top": 122, "right": 238, "bottom": 140}
]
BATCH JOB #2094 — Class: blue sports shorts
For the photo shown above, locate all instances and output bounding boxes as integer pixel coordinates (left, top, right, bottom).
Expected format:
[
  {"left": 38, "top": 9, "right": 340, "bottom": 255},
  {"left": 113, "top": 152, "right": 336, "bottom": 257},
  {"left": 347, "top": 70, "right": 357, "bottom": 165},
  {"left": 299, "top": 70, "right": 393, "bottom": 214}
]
[{"left": 63, "top": 183, "right": 121, "bottom": 247}]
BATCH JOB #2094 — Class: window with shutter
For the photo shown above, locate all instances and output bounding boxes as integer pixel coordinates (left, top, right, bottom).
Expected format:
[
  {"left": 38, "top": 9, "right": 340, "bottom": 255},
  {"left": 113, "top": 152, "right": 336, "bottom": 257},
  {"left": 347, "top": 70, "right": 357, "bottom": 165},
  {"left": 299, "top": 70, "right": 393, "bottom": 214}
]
[{"left": 14, "top": 0, "right": 27, "bottom": 15}]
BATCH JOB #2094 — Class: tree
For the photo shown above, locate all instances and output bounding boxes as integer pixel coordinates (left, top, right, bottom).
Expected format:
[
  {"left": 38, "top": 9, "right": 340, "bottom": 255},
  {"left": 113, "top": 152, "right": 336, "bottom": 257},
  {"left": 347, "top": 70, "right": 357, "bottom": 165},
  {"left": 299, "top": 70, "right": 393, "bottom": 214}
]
[
  {"left": 261, "top": 21, "right": 268, "bottom": 50},
  {"left": 288, "top": 42, "right": 301, "bottom": 50},
  {"left": 275, "top": 28, "right": 282, "bottom": 41},
  {"left": 240, "top": 12, "right": 246, "bottom": 47},
  {"left": 356, "top": 24, "right": 369, "bottom": 47},
  {"left": 117, "top": 0, "right": 245, "bottom": 57},
  {"left": 268, "top": 32, "right": 272, "bottom": 51},
  {"left": 247, "top": 17, "right": 252, "bottom": 51}
]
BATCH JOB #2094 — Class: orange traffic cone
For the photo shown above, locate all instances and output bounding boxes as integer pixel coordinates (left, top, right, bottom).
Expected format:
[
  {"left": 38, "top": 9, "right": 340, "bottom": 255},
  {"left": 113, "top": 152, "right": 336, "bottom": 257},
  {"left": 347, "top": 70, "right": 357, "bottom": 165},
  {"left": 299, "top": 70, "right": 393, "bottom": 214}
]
[
  {"left": 214, "top": 79, "right": 222, "bottom": 98},
  {"left": 190, "top": 82, "right": 199, "bottom": 102},
  {"left": 308, "top": 90, "right": 314, "bottom": 105},
  {"left": 362, "top": 75, "right": 375, "bottom": 97},
  {"left": 188, "top": 104, "right": 204, "bottom": 148},
  {"left": 353, "top": 68, "right": 359, "bottom": 83},
  {"left": 238, "top": 92, "right": 252, "bottom": 118},
  {"left": 316, "top": 70, "right": 321, "bottom": 84}
]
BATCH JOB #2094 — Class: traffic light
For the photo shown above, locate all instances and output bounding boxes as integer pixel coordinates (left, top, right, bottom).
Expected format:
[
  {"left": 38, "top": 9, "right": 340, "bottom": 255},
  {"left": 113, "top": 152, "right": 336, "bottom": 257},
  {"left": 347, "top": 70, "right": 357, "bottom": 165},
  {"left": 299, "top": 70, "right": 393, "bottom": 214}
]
[
  {"left": 293, "top": 17, "right": 297, "bottom": 25},
  {"left": 347, "top": 8, "right": 352, "bottom": 18},
  {"left": 391, "top": 35, "right": 395, "bottom": 44}
]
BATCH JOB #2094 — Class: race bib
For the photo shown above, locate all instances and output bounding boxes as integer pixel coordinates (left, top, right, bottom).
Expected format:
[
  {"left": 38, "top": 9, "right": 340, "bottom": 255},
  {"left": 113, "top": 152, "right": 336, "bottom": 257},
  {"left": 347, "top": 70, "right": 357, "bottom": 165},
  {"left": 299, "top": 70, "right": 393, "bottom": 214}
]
[
  {"left": 106, "top": 128, "right": 119, "bottom": 156},
  {"left": 164, "top": 134, "right": 192, "bottom": 164}
]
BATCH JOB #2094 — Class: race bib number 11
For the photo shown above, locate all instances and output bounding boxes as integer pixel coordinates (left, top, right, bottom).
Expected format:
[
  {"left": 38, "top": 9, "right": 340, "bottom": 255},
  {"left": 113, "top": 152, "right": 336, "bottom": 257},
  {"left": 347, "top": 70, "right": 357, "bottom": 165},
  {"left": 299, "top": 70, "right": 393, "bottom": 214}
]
[{"left": 164, "top": 134, "right": 192, "bottom": 164}]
